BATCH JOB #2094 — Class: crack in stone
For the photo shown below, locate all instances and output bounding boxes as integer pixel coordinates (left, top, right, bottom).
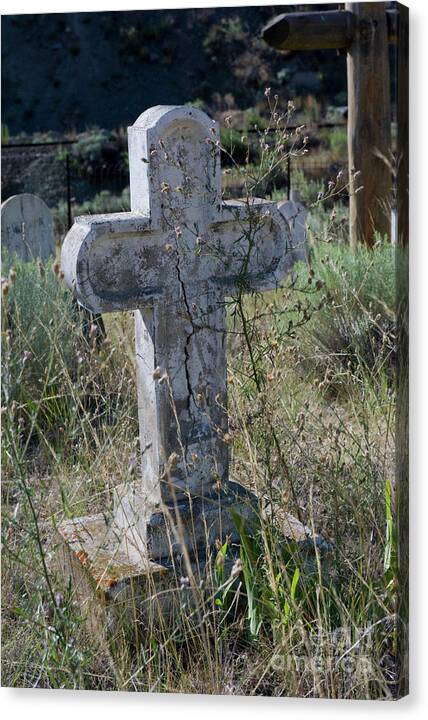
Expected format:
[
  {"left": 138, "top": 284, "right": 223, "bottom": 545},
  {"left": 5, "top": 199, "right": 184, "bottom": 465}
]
[{"left": 174, "top": 247, "right": 196, "bottom": 432}]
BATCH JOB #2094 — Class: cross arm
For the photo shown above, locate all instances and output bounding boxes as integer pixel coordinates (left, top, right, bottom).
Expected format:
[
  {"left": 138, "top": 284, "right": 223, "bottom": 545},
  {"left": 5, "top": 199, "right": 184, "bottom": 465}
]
[
  {"left": 212, "top": 198, "right": 293, "bottom": 294},
  {"left": 61, "top": 212, "right": 165, "bottom": 313},
  {"left": 262, "top": 10, "right": 355, "bottom": 51},
  {"left": 262, "top": 7, "right": 398, "bottom": 52}
]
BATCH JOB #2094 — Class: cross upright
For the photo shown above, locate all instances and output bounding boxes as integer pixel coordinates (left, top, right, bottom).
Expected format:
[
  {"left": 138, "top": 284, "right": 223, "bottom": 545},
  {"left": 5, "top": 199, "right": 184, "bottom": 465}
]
[{"left": 61, "top": 105, "right": 296, "bottom": 577}]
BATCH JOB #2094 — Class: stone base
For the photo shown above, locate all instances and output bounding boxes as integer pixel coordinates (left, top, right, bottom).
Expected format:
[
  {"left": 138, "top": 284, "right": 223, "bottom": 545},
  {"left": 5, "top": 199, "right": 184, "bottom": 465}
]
[
  {"left": 57, "top": 482, "right": 330, "bottom": 641},
  {"left": 57, "top": 513, "right": 168, "bottom": 640},
  {"left": 57, "top": 481, "right": 256, "bottom": 636},
  {"left": 143, "top": 480, "right": 259, "bottom": 563}
]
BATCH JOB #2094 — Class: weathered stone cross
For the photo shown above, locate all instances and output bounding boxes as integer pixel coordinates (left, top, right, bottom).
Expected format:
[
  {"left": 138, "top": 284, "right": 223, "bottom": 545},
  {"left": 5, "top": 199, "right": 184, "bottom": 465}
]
[{"left": 60, "top": 105, "right": 300, "bottom": 584}]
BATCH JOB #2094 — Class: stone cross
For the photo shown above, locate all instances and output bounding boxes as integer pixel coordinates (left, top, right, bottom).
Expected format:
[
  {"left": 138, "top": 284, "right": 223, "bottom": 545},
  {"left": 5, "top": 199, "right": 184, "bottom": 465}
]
[
  {"left": 61, "top": 106, "right": 297, "bottom": 578},
  {"left": 1, "top": 193, "right": 55, "bottom": 262},
  {"left": 278, "top": 194, "right": 309, "bottom": 266}
]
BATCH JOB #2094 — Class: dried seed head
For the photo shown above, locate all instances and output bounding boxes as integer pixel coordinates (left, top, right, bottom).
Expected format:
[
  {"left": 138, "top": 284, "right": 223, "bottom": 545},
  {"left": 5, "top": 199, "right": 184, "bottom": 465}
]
[
  {"left": 297, "top": 411, "right": 305, "bottom": 426},
  {"left": 152, "top": 366, "right": 162, "bottom": 380},
  {"left": 168, "top": 452, "right": 179, "bottom": 468},
  {"left": 231, "top": 558, "right": 243, "bottom": 578},
  {"left": 8, "top": 268, "right": 17, "bottom": 283}
]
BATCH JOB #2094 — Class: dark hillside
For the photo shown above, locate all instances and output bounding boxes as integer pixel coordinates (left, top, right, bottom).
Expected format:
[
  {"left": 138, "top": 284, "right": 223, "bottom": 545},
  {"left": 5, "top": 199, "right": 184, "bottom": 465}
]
[{"left": 1, "top": 5, "right": 347, "bottom": 136}]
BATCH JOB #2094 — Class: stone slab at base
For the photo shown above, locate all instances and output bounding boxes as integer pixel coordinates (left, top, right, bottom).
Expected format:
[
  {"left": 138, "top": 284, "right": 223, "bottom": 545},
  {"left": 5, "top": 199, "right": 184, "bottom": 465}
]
[
  {"left": 58, "top": 513, "right": 168, "bottom": 639},
  {"left": 57, "top": 495, "right": 331, "bottom": 640},
  {"left": 59, "top": 513, "right": 167, "bottom": 591},
  {"left": 57, "top": 482, "right": 256, "bottom": 632}
]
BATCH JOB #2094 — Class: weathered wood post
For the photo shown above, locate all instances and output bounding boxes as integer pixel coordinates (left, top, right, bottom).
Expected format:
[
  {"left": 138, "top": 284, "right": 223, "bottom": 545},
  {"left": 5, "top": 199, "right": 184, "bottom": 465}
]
[
  {"left": 346, "top": 2, "right": 391, "bottom": 247},
  {"left": 262, "top": 2, "right": 408, "bottom": 248}
]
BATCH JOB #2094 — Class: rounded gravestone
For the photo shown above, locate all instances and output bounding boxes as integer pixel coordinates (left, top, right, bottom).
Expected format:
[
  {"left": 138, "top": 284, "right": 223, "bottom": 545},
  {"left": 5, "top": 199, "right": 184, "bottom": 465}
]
[{"left": 1, "top": 193, "right": 55, "bottom": 262}]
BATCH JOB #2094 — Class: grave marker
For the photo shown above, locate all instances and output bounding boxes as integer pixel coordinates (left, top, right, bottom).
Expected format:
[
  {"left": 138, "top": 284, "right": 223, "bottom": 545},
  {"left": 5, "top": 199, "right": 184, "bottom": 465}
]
[
  {"left": 59, "top": 105, "right": 310, "bottom": 604},
  {"left": 1, "top": 193, "right": 55, "bottom": 261},
  {"left": 278, "top": 195, "right": 309, "bottom": 265}
]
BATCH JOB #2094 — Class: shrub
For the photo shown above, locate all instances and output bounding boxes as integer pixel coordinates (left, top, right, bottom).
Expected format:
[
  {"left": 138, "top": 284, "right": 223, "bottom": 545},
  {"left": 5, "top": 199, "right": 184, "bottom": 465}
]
[
  {"left": 71, "top": 130, "right": 110, "bottom": 169},
  {"left": 53, "top": 187, "right": 130, "bottom": 236},
  {"left": 325, "top": 126, "right": 348, "bottom": 159},
  {"left": 243, "top": 108, "right": 269, "bottom": 132},
  {"left": 202, "top": 17, "right": 246, "bottom": 60},
  {"left": 291, "top": 240, "right": 396, "bottom": 383},
  {"left": 220, "top": 127, "right": 259, "bottom": 166},
  {"left": 1, "top": 123, "right": 10, "bottom": 143},
  {"left": 1, "top": 254, "right": 136, "bottom": 477}
]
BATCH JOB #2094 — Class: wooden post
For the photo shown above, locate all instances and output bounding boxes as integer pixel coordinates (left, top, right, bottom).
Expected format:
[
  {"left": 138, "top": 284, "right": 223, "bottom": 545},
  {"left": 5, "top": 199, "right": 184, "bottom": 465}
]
[
  {"left": 346, "top": 3, "right": 391, "bottom": 247},
  {"left": 262, "top": 3, "right": 398, "bottom": 248}
]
